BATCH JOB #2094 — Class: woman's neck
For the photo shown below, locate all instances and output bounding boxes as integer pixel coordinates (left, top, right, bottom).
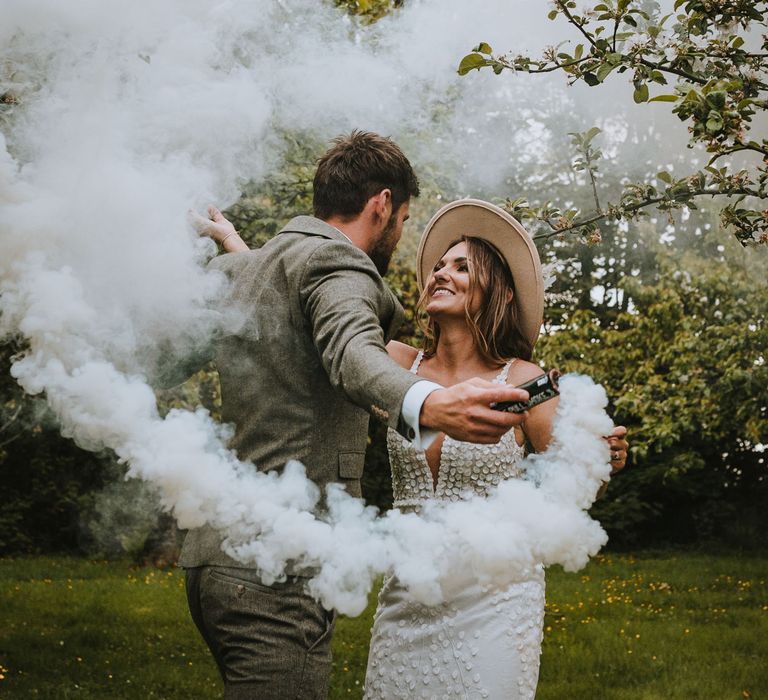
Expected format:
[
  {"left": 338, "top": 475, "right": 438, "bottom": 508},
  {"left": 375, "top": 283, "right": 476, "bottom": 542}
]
[{"left": 429, "top": 320, "right": 501, "bottom": 378}]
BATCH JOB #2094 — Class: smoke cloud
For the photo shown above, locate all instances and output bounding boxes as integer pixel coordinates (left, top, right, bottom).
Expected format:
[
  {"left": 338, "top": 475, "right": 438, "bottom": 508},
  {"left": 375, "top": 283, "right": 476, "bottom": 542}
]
[{"left": 1, "top": 0, "right": 623, "bottom": 614}]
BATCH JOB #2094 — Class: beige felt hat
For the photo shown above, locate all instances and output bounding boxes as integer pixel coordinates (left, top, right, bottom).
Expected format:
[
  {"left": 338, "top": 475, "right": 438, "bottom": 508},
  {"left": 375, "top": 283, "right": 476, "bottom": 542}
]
[{"left": 416, "top": 198, "right": 544, "bottom": 347}]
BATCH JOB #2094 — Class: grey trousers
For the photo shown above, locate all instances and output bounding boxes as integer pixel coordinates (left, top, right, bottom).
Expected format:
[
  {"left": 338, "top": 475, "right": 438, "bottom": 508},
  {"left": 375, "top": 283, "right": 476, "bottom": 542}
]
[{"left": 185, "top": 566, "right": 336, "bottom": 700}]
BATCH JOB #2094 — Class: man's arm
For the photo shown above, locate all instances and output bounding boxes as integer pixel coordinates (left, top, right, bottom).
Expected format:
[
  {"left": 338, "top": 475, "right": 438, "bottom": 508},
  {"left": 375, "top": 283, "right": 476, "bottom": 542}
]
[
  {"left": 301, "top": 242, "right": 530, "bottom": 444},
  {"left": 301, "top": 241, "right": 419, "bottom": 433}
]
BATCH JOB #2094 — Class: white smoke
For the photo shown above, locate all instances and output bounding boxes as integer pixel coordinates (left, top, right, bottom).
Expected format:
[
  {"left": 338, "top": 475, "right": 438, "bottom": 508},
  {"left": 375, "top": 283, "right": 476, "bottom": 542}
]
[{"left": 1, "top": 0, "right": 623, "bottom": 615}]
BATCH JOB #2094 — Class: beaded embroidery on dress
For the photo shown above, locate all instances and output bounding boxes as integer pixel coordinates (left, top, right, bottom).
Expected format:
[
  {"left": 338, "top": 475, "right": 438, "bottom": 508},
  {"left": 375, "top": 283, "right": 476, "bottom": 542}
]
[{"left": 364, "top": 351, "right": 545, "bottom": 700}]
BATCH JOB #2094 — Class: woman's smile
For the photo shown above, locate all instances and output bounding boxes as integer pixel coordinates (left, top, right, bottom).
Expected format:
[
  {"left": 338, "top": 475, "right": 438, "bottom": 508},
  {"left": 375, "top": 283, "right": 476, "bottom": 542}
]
[{"left": 425, "top": 241, "right": 478, "bottom": 315}]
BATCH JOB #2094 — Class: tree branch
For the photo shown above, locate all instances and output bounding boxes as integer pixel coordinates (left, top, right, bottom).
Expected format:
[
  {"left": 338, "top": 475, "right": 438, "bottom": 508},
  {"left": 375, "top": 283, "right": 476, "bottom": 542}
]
[
  {"left": 0, "top": 404, "right": 22, "bottom": 435},
  {"left": 532, "top": 185, "right": 761, "bottom": 241},
  {"left": 556, "top": 1, "right": 600, "bottom": 50},
  {"left": 709, "top": 142, "right": 768, "bottom": 162},
  {"left": 637, "top": 57, "right": 708, "bottom": 85},
  {"left": 0, "top": 431, "right": 22, "bottom": 450},
  {"left": 512, "top": 56, "right": 592, "bottom": 74},
  {"left": 588, "top": 166, "right": 602, "bottom": 214}
]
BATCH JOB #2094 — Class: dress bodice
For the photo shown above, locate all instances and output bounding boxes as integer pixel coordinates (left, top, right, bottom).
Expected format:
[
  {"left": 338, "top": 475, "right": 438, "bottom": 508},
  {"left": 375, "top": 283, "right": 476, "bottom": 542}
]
[{"left": 387, "top": 351, "right": 526, "bottom": 509}]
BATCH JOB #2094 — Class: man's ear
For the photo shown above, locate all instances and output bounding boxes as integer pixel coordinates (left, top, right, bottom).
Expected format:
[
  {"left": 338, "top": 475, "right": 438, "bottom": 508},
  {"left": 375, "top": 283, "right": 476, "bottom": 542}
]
[
  {"left": 505, "top": 289, "right": 514, "bottom": 304},
  {"left": 374, "top": 188, "right": 392, "bottom": 221}
]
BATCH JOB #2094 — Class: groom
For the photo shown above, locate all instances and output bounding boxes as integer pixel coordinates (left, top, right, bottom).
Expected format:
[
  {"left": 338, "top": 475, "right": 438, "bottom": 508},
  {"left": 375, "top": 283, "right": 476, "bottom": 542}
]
[{"left": 181, "top": 131, "right": 533, "bottom": 699}]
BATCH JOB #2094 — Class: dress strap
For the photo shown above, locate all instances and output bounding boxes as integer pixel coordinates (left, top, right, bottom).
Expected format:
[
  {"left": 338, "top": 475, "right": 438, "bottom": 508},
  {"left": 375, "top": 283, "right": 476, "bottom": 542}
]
[
  {"left": 496, "top": 358, "right": 516, "bottom": 384},
  {"left": 409, "top": 350, "right": 425, "bottom": 374}
]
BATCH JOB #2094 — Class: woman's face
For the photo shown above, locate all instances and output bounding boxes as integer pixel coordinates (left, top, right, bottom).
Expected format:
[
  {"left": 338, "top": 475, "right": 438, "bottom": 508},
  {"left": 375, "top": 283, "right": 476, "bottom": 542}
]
[{"left": 425, "top": 241, "right": 482, "bottom": 318}]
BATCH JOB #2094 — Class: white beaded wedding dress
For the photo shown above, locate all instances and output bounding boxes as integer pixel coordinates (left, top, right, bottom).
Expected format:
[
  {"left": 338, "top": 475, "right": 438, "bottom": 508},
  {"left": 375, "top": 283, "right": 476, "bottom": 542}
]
[{"left": 364, "top": 352, "right": 545, "bottom": 700}]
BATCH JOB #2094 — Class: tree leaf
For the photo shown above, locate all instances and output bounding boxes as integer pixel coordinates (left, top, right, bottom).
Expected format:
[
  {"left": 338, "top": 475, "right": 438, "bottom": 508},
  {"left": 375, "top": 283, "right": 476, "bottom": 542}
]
[
  {"left": 585, "top": 126, "right": 602, "bottom": 143},
  {"left": 596, "top": 63, "right": 615, "bottom": 83},
  {"left": 706, "top": 91, "right": 726, "bottom": 109},
  {"left": 583, "top": 72, "right": 600, "bottom": 86},
  {"left": 457, "top": 54, "right": 490, "bottom": 75},
  {"left": 706, "top": 113, "right": 723, "bottom": 132},
  {"left": 633, "top": 83, "right": 650, "bottom": 103}
]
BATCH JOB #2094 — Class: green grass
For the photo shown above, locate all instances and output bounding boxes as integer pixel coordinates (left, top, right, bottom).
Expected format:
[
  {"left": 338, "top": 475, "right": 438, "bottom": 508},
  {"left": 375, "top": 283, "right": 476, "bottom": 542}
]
[
  {"left": 0, "top": 551, "right": 765, "bottom": 699},
  {"left": 537, "top": 551, "right": 767, "bottom": 700}
]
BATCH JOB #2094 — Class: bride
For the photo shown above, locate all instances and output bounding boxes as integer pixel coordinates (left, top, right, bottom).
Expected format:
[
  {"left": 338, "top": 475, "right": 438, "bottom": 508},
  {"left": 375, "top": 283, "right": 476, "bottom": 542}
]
[{"left": 363, "top": 199, "right": 627, "bottom": 700}]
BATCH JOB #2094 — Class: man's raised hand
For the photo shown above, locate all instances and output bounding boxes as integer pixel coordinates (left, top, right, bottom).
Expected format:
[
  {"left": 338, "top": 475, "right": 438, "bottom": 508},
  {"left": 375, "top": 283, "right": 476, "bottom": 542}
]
[{"left": 189, "top": 205, "right": 248, "bottom": 252}]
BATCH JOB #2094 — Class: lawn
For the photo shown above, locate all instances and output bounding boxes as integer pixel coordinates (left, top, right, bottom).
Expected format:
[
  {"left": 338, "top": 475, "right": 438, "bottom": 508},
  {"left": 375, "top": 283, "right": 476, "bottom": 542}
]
[{"left": 0, "top": 550, "right": 765, "bottom": 699}]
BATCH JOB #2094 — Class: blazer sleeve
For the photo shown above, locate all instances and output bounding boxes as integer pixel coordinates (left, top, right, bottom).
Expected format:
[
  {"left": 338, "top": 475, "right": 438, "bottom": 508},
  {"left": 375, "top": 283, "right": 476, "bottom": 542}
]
[
  {"left": 151, "top": 254, "right": 235, "bottom": 389},
  {"left": 299, "top": 240, "right": 422, "bottom": 436}
]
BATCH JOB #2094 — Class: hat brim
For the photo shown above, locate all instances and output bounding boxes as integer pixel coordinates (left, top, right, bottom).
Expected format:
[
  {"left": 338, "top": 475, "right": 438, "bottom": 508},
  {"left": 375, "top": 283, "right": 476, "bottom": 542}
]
[{"left": 416, "top": 199, "right": 544, "bottom": 348}]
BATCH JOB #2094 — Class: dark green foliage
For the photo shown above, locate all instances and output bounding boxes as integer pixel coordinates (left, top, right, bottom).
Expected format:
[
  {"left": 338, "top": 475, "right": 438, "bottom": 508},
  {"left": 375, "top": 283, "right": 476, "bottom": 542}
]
[
  {"left": 0, "top": 427, "right": 111, "bottom": 554},
  {"left": 538, "top": 229, "right": 767, "bottom": 547},
  {"left": 360, "top": 420, "right": 393, "bottom": 511},
  {"left": 0, "top": 341, "right": 175, "bottom": 559},
  {"left": 0, "top": 342, "right": 111, "bottom": 553}
]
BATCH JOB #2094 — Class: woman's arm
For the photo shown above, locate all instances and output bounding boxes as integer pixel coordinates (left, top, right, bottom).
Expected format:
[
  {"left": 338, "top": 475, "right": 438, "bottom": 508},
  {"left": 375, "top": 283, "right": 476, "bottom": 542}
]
[
  {"left": 508, "top": 362, "right": 629, "bottom": 498},
  {"left": 508, "top": 362, "right": 628, "bottom": 464},
  {"left": 386, "top": 340, "right": 420, "bottom": 370},
  {"left": 520, "top": 391, "right": 559, "bottom": 453},
  {"left": 504, "top": 360, "right": 557, "bottom": 452},
  {"left": 191, "top": 205, "right": 249, "bottom": 253}
]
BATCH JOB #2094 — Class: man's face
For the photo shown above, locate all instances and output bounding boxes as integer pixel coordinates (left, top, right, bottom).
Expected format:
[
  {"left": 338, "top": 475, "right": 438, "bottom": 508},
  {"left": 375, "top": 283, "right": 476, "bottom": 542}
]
[{"left": 370, "top": 200, "right": 410, "bottom": 276}]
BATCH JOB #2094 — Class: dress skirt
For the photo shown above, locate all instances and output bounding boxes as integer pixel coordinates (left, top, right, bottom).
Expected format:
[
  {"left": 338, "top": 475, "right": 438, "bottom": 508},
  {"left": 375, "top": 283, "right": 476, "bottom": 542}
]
[{"left": 364, "top": 566, "right": 545, "bottom": 700}]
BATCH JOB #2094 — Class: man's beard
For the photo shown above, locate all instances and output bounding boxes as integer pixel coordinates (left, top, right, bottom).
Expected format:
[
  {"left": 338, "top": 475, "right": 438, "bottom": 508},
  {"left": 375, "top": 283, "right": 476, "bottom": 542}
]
[{"left": 369, "top": 213, "right": 398, "bottom": 276}]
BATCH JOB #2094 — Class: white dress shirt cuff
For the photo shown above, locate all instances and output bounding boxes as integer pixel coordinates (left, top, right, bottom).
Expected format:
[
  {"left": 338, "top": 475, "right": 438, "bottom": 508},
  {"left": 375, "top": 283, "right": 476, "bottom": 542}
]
[{"left": 402, "top": 380, "right": 443, "bottom": 451}]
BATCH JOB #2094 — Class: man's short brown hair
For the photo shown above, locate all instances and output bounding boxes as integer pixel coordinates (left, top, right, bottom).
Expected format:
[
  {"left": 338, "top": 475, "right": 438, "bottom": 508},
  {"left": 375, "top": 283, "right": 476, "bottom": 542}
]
[{"left": 313, "top": 130, "right": 420, "bottom": 220}]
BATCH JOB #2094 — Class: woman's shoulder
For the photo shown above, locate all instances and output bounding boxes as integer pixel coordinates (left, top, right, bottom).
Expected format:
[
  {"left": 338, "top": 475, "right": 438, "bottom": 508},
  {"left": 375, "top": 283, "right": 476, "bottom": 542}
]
[
  {"left": 386, "top": 340, "right": 420, "bottom": 370},
  {"left": 506, "top": 358, "right": 548, "bottom": 385}
]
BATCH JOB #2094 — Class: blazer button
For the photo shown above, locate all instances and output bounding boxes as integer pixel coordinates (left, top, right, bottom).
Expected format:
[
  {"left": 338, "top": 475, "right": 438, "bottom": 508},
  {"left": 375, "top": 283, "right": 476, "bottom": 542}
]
[{"left": 371, "top": 405, "right": 389, "bottom": 421}]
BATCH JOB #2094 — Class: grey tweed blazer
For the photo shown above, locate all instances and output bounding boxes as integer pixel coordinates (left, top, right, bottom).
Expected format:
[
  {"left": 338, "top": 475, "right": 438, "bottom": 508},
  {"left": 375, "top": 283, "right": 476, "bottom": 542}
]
[{"left": 179, "top": 216, "right": 421, "bottom": 568}]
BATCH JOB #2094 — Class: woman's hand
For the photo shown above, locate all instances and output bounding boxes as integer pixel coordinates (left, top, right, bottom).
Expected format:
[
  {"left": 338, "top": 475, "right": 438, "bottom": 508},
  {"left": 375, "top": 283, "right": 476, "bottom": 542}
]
[
  {"left": 605, "top": 426, "right": 629, "bottom": 474},
  {"left": 190, "top": 205, "right": 249, "bottom": 253}
]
